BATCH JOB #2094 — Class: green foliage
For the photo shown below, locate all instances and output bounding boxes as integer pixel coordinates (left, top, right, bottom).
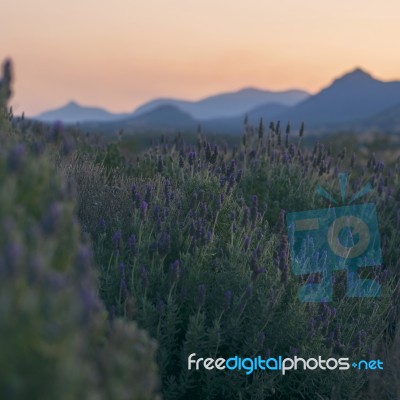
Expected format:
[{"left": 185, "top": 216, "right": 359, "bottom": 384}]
[
  {"left": 69, "top": 126, "right": 399, "bottom": 399},
  {"left": 4, "top": 58, "right": 400, "bottom": 399},
  {"left": 0, "top": 59, "right": 13, "bottom": 132},
  {"left": 0, "top": 62, "right": 160, "bottom": 400}
]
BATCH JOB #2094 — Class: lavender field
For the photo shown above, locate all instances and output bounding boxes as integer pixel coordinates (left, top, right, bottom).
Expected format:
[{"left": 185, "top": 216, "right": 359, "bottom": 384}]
[{"left": 2, "top": 59, "right": 400, "bottom": 400}]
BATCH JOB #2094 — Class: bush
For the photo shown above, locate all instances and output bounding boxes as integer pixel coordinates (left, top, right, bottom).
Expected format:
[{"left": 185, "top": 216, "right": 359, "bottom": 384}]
[
  {"left": 68, "top": 125, "right": 398, "bottom": 399},
  {"left": 0, "top": 61, "right": 160, "bottom": 400}
]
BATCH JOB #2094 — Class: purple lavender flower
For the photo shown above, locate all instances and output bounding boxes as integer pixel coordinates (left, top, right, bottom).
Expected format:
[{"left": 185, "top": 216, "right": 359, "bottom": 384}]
[
  {"left": 145, "top": 184, "right": 153, "bottom": 203},
  {"left": 139, "top": 265, "right": 149, "bottom": 288},
  {"left": 119, "top": 262, "right": 128, "bottom": 296},
  {"left": 62, "top": 135, "right": 75, "bottom": 156},
  {"left": 236, "top": 169, "right": 243, "bottom": 183},
  {"left": 112, "top": 230, "right": 122, "bottom": 249},
  {"left": 223, "top": 290, "right": 232, "bottom": 309},
  {"left": 289, "top": 346, "right": 298, "bottom": 357},
  {"left": 51, "top": 121, "right": 64, "bottom": 142},
  {"left": 169, "top": 259, "right": 180, "bottom": 283},
  {"left": 257, "top": 332, "right": 266, "bottom": 347},
  {"left": 243, "top": 235, "right": 251, "bottom": 251},
  {"left": 131, "top": 185, "right": 141, "bottom": 208},
  {"left": 98, "top": 218, "right": 106, "bottom": 231},
  {"left": 7, "top": 143, "right": 26, "bottom": 173},
  {"left": 188, "top": 151, "right": 196, "bottom": 166},
  {"left": 250, "top": 195, "right": 258, "bottom": 225},
  {"left": 227, "top": 160, "right": 236, "bottom": 176},
  {"left": 74, "top": 245, "right": 93, "bottom": 272},
  {"left": 4, "top": 239, "right": 24, "bottom": 275},
  {"left": 245, "top": 284, "right": 253, "bottom": 298},
  {"left": 157, "top": 299, "right": 166, "bottom": 315},
  {"left": 41, "top": 202, "right": 63, "bottom": 235},
  {"left": 252, "top": 267, "right": 266, "bottom": 282},
  {"left": 157, "top": 231, "right": 170, "bottom": 255},
  {"left": 197, "top": 284, "right": 206, "bottom": 307},
  {"left": 157, "top": 155, "right": 163, "bottom": 173},
  {"left": 242, "top": 207, "right": 250, "bottom": 228},
  {"left": 127, "top": 234, "right": 136, "bottom": 254},
  {"left": 140, "top": 201, "right": 148, "bottom": 220}
]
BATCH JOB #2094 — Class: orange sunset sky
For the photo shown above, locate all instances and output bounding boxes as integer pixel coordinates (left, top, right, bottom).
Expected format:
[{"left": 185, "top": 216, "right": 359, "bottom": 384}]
[{"left": 1, "top": 0, "right": 400, "bottom": 116}]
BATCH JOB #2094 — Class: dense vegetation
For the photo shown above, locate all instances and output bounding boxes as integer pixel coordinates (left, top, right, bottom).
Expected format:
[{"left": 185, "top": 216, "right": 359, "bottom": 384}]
[{"left": 2, "top": 59, "right": 400, "bottom": 399}]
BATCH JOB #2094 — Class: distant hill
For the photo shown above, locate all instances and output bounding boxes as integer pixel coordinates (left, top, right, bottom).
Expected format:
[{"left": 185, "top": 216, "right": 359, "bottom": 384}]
[
  {"left": 34, "top": 68, "right": 400, "bottom": 134},
  {"left": 275, "top": 68, "right": 400, "bottom": 128},
  {"left": 201, "top": 103, "right": 288, "bottom": 134},
  {"left": 81, "top": 105, "right": 197, "bottom": 133},
  {"left": 35, "top": 88, "right": 309, "bottom": 124},
  {"left": 132, "top": 88, "right": 309, "bottom": 120},
  {"left": 36, "top": 101, "right": 128, "bottom": 123},
  {"left": 362, "top": 103, "right": 400, "bottom": 132}
]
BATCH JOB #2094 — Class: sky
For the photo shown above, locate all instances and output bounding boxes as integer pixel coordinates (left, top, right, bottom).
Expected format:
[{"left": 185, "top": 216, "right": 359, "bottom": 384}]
[{"left": 1, "top": 0, "right": 400, "bottom": 116}]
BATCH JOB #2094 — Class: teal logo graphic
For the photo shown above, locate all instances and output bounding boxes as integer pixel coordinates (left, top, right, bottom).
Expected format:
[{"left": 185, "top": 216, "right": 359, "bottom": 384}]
[{"left": 286, "top": 173, "right": 382, "bottom": 302}]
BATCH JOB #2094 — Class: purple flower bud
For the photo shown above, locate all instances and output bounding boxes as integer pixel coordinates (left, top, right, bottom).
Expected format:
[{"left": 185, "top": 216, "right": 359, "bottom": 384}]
[
  {"left": 112, "top": 230, "right": 122, "bottom": 249},
  {"left": 139, "top": 265, "right": 149, "bottom": 288},
  {"left": 257, "top": 332, "right": 266, "bottom": 347},
  {"left": 131, "top": 185, "right": 141, "bottom": 208},
  {"left": 41, "top": 202, "right": 63, "bottom": 235},
  {"left": 224, "top": 290, "right": 232, "bottom": 309},
  {"left": 145, "top": 184, "right": 153, "bottom": 203},
  {"left": 197, "top": 284, "right": 206, "bottom": 307},
  {"left": 4, "top": 239, "right": 24, "bottom": 275},
  {"left": 244, "top": 235, "right": 251, "bottom": 251},
  {"left": 7, "top": 143, "right": 26, "bottom": 173},
  {"left": 245, "top": 284, "right": 253, "bottom": 298},
  {"left": 289, "top": 346, "right": 298, "bottom": 357},
  {"left": 227, "top": 160, "right": 236, "bottom": 176},
  {"left": 236, "top": 169, "right": 243, "bottom": 183},
  {"left": 148, "top": 241, "right": 158, "bottom": 255},
  {"left": 156, "top": 299, "right": 166, "bottom": 314},
  {"left": 242, "top": 207, "right": 250, "bottom": 228},
  {"left": 252, "top": 267, "right": 266, "bottom": 281},
  {"left": 188, "top": 151, "right": 196, "bottom": 166},
  {"left": 74, "top": 245, "right": 93, "bottom": 272},
  {"left": 98, "top": 218, "right": 106, "bottom": 231},
  {"left": 52, "top": 121, "right": 64, "bottom": 142},
  {"left": 140, "top": 201, "right": 148, "bottom": 220},
  {"left": 127, "top": 234, "right": 136, "bottom": 254},
  {"left": 169, "top": 260, "right": 180, "bottom": 283},
  {"left": 157, "top": 155, "right": 163, "bottom": 173},
  {"left": 250, "top": 195, "right": 258, "bottom": 225}
]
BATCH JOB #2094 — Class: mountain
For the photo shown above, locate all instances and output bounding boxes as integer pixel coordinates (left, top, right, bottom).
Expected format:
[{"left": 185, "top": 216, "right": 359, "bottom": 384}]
[
  {"left": 36, "top": 101, "right": 128, "bottom": 124},
  {"left": 201, "top": 103, "right": 288, "bottom": 134},
  {"left": 363, "top": 103, "right": 400, "bottom": 132},
  {"left": 127, "top": 104, "right": 196, "bottom": 127},
  {"left": 81, "top": 105, "right": 197, "bottom": 133},
  {"left": 132, "top": 88, "right": 309, "bottom": 120},
  {"left": 35, "top": 88, "right": 309, "bottom": 124},
  {"left": 275, "top": 68, "right": 400, "bottom": 128}
]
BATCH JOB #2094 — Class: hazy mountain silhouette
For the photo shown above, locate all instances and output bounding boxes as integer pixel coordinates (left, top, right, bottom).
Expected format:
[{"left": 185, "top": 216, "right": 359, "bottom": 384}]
[
  {"left": 362, "top": 103, "right": 400, "bottom": 131},
  {"left": 201, "top": 103, "right": 288, "bottom": 134},
  {"left": 132, "top": 88, "right": 309, "bottom": 120},
  {"left": 36, "top": 89, "right": 308, "bottom": 124},
  {"left": 82, "top": 105, "right": 197, "bottom": 133},
  {"left": 275, "top": 68, "right": 400, "bottom": 127},
  {"left": 35, "top": 68, "right": 400, "bottom": 134},
  {"left": 36, "top": 101, "right": 128, "bottom": 123}
]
